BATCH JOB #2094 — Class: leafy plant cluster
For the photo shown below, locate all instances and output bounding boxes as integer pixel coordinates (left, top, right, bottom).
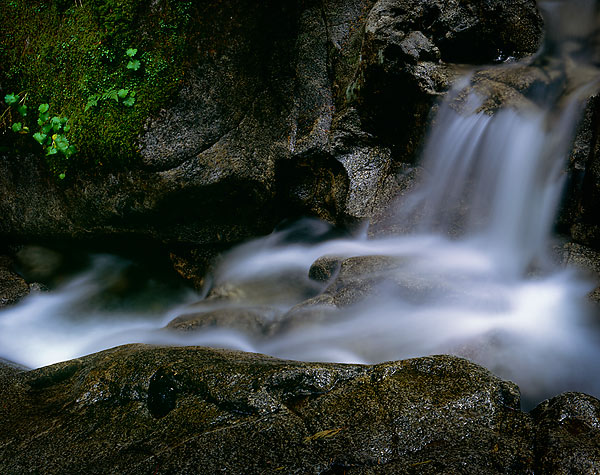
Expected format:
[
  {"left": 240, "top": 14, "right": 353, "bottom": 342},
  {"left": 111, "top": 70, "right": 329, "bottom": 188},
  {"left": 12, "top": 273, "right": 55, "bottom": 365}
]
[
  {"left": 4, "top": 92, "right": 75, "bottom": 179},
  {"left": 1, "top": 0, "right": 195, "bottom": 175},
  {"left": 85, "top": 48, "right": 139, "bottom": 111}
]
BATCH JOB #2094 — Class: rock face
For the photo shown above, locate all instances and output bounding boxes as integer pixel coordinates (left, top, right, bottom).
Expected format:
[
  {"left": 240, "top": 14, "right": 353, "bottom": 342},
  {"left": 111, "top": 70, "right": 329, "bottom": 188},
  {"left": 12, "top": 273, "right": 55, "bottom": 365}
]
[
  {"left": 3, "top": 344, "right": 596, "bottom": 474},
  {"left": 0, "top": 255, "right": 29, "bottom": 307},
  {"left": 0, "top": 0, "right": 544, "bottom": 260},
  {"left": 565, "top": 94, "right": 600, "bottom": 249}
]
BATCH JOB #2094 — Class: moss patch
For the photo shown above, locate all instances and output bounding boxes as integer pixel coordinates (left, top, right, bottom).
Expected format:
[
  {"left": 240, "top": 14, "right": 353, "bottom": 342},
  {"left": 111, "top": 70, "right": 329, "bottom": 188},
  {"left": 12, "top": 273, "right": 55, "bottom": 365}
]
[{"left": 0, "top": 0, "right": 193, "bottom": 177}]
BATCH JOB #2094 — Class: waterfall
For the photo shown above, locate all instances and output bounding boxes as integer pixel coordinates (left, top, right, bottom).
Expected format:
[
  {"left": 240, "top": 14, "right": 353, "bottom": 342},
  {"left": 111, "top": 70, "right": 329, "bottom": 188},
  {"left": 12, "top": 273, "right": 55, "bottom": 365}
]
[{"left": 1, "top": 0, "right": 600, "bottom": 405}]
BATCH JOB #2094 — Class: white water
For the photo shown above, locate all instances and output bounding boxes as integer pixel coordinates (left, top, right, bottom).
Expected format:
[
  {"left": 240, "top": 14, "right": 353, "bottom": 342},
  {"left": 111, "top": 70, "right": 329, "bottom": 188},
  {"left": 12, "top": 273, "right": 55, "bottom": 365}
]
[{"left": 1, "top": 0, "right": 600, "bottom": 405}]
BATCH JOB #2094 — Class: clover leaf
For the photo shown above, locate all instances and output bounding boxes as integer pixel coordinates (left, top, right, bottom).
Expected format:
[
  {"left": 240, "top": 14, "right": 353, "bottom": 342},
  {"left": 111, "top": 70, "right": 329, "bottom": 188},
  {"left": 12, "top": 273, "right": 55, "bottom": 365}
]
[
  {"left": 33, "top": 132, "right": 47, "bottom": 145},
  {"left": 4, "top": 93, "right": 19, "bottom": 105},
  {"left": 127, "top": 59, "right": 141, "bottom": 71}
]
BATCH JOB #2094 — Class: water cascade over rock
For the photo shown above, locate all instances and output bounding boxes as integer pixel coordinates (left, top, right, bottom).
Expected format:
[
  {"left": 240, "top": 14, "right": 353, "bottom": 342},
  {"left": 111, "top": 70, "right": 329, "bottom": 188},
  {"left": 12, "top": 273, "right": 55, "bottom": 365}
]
[{"left": 1, "top": 0, "right": 600, "bottom": 410}]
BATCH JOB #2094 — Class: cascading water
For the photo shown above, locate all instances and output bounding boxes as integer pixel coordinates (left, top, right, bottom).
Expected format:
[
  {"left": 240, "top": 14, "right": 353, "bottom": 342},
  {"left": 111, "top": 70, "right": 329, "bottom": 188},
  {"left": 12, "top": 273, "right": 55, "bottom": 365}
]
[{"left": 1, "top": 0, "right": 599, "bottom": 405}]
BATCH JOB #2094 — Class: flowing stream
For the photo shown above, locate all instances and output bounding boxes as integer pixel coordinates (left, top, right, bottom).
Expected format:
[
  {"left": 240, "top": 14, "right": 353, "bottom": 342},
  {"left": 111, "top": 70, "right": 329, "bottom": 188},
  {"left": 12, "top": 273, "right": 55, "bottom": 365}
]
[{"left": 1, "top": 0, "right": 600, "bottom": 406}]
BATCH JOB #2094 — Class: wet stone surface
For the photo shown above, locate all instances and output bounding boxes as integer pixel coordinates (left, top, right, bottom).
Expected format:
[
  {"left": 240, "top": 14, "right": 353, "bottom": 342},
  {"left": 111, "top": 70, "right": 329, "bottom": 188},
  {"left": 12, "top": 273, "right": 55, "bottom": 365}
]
[
  {"left": 0, "top": 345, "right": 555, "bottom": 474},
  {"left": 532, "top": 392, "right": 600, "bottom": 474}
]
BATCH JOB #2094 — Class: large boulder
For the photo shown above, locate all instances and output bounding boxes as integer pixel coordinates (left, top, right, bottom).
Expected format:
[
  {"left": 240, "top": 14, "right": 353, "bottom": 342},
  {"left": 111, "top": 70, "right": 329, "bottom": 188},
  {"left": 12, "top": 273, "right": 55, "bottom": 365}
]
[
  {"left": 1, "top": 344, "right": 598, "bottom": 473},
  {"left": 0, "top": 0, "right": 545, "bottom": 261},
  {"left": 0, "top": 345, "right": 543, "bottom": 473}
]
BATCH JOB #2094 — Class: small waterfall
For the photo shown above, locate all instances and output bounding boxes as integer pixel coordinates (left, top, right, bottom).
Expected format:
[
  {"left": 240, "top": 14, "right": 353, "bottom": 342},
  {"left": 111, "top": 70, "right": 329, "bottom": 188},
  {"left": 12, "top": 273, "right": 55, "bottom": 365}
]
[
  {"left": 1, "top": 0, "right": 599, "bottom": 405},
  {"left": 396, "top": 88, "right": 582, "bottom": 278}
]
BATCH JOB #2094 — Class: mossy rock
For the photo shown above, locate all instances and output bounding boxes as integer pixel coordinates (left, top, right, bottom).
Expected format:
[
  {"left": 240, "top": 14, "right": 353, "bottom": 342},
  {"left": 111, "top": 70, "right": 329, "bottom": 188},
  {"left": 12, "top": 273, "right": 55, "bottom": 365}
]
[
  {"left": 0, "top": 0, "right": 548, "bottom": 255},
  {"left": 0, "top": 0, "right": 192, "bottom": 175}
]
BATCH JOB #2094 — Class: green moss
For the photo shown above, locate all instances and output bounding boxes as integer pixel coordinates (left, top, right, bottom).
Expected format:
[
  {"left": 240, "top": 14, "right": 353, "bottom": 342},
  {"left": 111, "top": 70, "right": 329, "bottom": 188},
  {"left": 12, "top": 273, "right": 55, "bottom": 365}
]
[{"left": 0, "top": 0, "right": 193, "bottom": 176}]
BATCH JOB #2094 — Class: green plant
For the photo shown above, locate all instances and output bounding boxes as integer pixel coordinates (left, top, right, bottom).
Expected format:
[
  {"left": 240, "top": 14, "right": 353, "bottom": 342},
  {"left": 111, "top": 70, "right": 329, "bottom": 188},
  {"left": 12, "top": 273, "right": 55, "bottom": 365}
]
[
  {"left": 126, "top": 47, "right": 141, "bottom": 71},
  {"left": 2, "top": 0, "right": 193, "bottom": 166},
  {"left": 4, "top": 93, "right": 76, "bottom": 179},
  {"left": 85, "top": 88, "right": 136, "bottom": 111},
  {"left": 85, "top": 48, "right": 139, "bottom": 111}
]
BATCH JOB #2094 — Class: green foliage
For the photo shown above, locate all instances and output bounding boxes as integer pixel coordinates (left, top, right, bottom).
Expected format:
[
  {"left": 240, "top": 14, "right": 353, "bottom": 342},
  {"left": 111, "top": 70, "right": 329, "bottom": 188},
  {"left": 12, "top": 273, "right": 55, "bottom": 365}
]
[
  {"left": 85, "top": 49, "right": 140, "bottom": 111},
  {"left": 4, "top": 93, "right": 18, "bottom": 105},
  {"left": 0, "top": 0, "right": 194, "bottom": 174},
  {"left": 4, "top": 93, "right": 76, "bottom": 179},
  {"left": 126, "top": 59, "right": 141, "bottom": 71}
]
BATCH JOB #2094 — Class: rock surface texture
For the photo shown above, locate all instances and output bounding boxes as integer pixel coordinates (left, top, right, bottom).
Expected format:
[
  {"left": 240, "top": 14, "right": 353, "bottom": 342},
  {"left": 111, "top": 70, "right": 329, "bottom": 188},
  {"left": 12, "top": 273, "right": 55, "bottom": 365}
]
[
  {"left": 0, "top": 0, "right": 544, "bottom": 259},
  {"left": 0, "top": 255, "right": 29, "bottom": 307},
  {"left": 1, "top": 345, "right": 598, "bottom": 474},
  {"left": 1, "top": 3, "right": 600, "bottom": 472}
]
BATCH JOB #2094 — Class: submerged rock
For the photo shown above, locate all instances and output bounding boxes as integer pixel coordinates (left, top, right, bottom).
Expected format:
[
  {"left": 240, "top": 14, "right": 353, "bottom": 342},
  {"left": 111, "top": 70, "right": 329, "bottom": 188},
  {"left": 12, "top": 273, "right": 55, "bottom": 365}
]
[
  {"left": 166, "top": 306, "right": 279, "bottom": 335},
  {"left": 315, "top": 255, "right": 451, "bottom": 307},
  {"left": 0, "top": 345, "right": 554, "bottom": 473}
]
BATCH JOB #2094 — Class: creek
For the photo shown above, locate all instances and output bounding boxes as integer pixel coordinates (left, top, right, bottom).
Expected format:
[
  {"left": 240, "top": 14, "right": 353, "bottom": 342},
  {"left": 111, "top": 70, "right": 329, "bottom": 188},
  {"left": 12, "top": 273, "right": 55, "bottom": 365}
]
[{"left": 1, "top": 0, "right": 599, "bottom": 407}]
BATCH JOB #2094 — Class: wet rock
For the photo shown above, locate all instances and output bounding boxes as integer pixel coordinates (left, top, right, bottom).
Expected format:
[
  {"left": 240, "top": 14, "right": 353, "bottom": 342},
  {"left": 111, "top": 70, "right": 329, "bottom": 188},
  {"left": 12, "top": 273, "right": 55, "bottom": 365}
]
[
  {"left": 205, "top": 276, "right": 321, "bottom": 309},
  {"left": 0, "top": 0, "right": 546, "bottom": 262},
  {"left": 400, "top": 31, "right": 440, "bottom": 64},
  {"left": 320, "top": 255, "right": 449, "bottom": 307},
  {"left": 0, "top": 255, "right": 29, "bottom": 308},
  {"left": 168, "top": 245, "right": 225, "bottom": 291},
  {"left": 558, "top": 96, "right": 596, "bottom": 236},
  {"left": 0, "top": 357, "right": 28, "bottom": 379},
  {"left": 0, "top": 345, "right": 541, "bottom": 473},
  {"left": 451, "top": 64, "right": 552, "bottom": 115},
  {"left": 268, "top": 293, "right": 339, "bottom": 336},
  {"left": 166, "top": 306, "right": 280, "bottom": 335},
  {"left": 367, "top": 163, "right": 424, "bottom": 237},
  {"left": 308, "top": 256, "right": 342, "bottom": 283},
  {"left": 336, "top": 145, "right": 400, "bottom": 218},
  {"left": 364, "top": 0, "right": 542, "bottom": 66},
  {"left": 532, "top": 392, "right": 600, "bottom": 473},
  {"left": 13, "top": 245, "right": 64, "bottom": 283},
  {"left": 557, "top": 242, "right": 600, "bottom": 301},
  {"left": 568, "top": 94, "right": 600, "bottom": 249},
  {"left": 324, "top": 255, "right": 403, "bottom": 306},
  {"left": 28, "top": 282, "right": 49, "bottom": 293},
  {"left": 345, "top": 0, "right": 542, "bottom": 167}
]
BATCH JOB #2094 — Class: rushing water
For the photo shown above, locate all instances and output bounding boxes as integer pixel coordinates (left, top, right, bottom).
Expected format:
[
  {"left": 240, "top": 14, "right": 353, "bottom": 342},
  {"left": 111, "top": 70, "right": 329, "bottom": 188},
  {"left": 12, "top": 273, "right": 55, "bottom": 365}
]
[{"left": 1, "top": 0, "right": 600, "bottom": 405}]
